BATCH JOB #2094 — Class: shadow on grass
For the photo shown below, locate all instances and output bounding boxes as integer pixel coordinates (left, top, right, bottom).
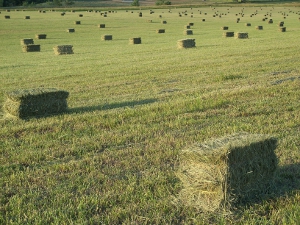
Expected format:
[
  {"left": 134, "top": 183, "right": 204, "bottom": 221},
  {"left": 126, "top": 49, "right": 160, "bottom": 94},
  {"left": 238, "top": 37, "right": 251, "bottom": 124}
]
[{"left": 68, "top": 98, "right": 157, "bottom": 114}]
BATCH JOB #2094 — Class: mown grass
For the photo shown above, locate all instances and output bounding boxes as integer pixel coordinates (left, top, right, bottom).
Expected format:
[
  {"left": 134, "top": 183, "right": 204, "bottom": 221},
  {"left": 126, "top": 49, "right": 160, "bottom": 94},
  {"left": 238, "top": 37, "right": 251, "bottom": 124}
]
[{"left": 0, "top": 5, "right": 300, "bottom": 224}]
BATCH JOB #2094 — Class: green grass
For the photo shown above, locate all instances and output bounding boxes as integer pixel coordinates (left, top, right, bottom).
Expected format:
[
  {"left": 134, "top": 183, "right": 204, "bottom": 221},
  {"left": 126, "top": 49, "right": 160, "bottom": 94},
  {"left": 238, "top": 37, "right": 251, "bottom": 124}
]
[{"left": 0, "top": 5, "right": 300, "bottom": 224}]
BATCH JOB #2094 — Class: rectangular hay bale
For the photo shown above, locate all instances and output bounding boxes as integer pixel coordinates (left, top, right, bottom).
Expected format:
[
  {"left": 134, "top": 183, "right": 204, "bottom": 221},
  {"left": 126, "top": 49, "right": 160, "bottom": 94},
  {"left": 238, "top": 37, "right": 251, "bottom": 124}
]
[
  {"left": 67, "top": 28, "right": 75, "bottom": 33},
  {"left": 22, "top": 44, "right": 40, "bottom": 52},
  {"left": 21, "top": 38, "right": 34, "bottom": 45},
  {"left": 235, "top": 32, "right": 248, "bottom": 39},
  {"left": 4, "top": 88, "right": 69, "bottom": 118},
  {"left": 35, "top": 34, "right": 47, "bottom": 39},
  {"left": 177, "top": 39, "right": 196, "bottom": 49},
  {"left": 129, "top": 37, "right": 141, "bottom": 44},
  {"left": 53, "top": 45, "right": 74, "bottom": 55},
  {"left": 102, "top": 34, "right": 112, "bottom": 40},
  {"left": 156, "top": 29, "right": 165, "bottom": 33},
  {"left": 184, "top": 30, "right": 193, "bottom": 35},
  {"left": 98, "top": 24, "right": 105, "bottom": 28},
  {"left": 176, "top": 133, "right": 278, "bottom": 212},
  {"left": 223, "top": 31, "right": 234, "bottom": 37}
]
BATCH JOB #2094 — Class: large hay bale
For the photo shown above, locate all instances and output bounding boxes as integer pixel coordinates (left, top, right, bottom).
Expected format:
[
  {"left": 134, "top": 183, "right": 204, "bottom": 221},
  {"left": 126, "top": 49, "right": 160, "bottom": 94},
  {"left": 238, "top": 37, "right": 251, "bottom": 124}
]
[
  {"left": 184, "top": 30, "right": 193, "bottom": 35},
  {"left": 156, "top": 29, "right": 165, "bottom": 33},
  {"left": 268, "top": 19, "right": 273, "bottom": 24},
  {"left": 53, "top": 45, "right": 74, "bottom": 55},
  {"left": 98, "top": 24, "right": 105, "bottom": 28},
  {"left": 177, "top": 39, "right": 196, "bottom": 49},
  {"left": 279, "top": 27, "right": 286, "bottom": 32},
  {"left": 4, "top": 15, "right": 10, "bottom": 19},
  {"left": 245, "top": 23, "right": 251, "bottom": 26},
  {"left": 67, "top": 28, "right": 75, "bottom": 33},
  {"left": 221, "top": 26, "right": 229, "bottom": 30},
  {"left": 24, "top": 16, "right": 30, "bottom": 19},
  {"left": 101, "top": 34, "right": 112, "bottom": 40},
  {"left": 278, "top": 21, "right": 284, "bottom": 27},
  {"left": 129, "top": 37, "right": 141, "bottom": 44},
  {"left": 22, "top": 44, "right": 40, "bottom": 52},
  {"left": 161, "top": 20, "right": 167, "bottom": 24},
  {"left": 21, "top": 38, "right": 34, "bottom": 45},
  {"left": 74, "top": 21, "right": 81, "bottom": 25},
  {"left": 176, "top": 133, "right": 278, "bottom": 212},
  {"left": 79, "top": 14, "right": 83, "bottom": 17},
  {"left": 256, "top": 25, "right": 263, "bottom": 30},
  {"left": 223, "top": 31, "right": 234, "bottom": 37},
  {"left": 4, "top": 88, "right": 69, "bottom": 119},
  {"left": 35, "top": 34, "right": 47, "bottom": 39},
  {"left": 235, "top": 32, "right": 248, "bottom": 39}
]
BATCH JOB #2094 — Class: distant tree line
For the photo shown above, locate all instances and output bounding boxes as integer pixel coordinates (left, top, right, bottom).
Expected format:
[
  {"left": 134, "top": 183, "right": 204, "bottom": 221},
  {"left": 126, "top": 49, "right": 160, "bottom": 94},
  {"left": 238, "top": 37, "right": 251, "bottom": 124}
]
[{"left": 1, "top": 0, "right": 74, "bottom": 6}]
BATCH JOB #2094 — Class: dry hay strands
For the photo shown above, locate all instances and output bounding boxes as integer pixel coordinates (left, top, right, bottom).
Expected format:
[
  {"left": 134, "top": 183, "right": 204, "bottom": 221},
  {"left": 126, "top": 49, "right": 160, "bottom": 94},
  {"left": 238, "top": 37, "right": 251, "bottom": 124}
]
[
  {"left": 235, "top": 32, "right": 248, "bottom": 39},
  {"left": 74, "top": 21, "right": 81, "bottom": 25},
  {"left": 101, "top": 34, "right": 113, "bottom": 41},
  {"left": 53, "top": 45, "right": 74, "bottom": 55},
  {"left": 98, "top": 24, "right": 105, "bottom": 28},
  {"left": 184, "top": 29, "right": 193, "bottom": 35},
  {"left": 35, "top": 34, "right": 47, "bottom": 39},
  {"left": 24, "top": 16, "right": 30, "bottom": 19},
  {"left": 4, "top": 88, "right": 69, "bottom": 119},
  {"left": 22, "top": 44, "right": 40, "bottom": 52},
  {"left": 245, "top": 23, "right": 251, "bottom": 26},
  {"left": 129, "top": 37, "right": 141, "bottom": 44},
  {"left": 279, "top": 27, "right": 286, "bottom": 32},
  {"left": 177, "top": 39, "right": 196, "bottom": 49},
  {"left": 223, "top": 31, "right": 234, "bottom": 37},
  {"left": 221, "top": 26, "right": 229, "bottom": 30},
  {"left": 161, "top": 20, "right": 167, "bottom": 24},
  {"left": 21, "top": 38, "right": 34, "bottom": 45},
  {"left": 67, "top": 28, "right": 75, "bottom": 33},
  {"left": 4, "top": 15, "right": 10, "bottom": 19},
  {"left": 256, "top": 25, "right": 263, "bottom": 30},
  {"left": 176, "top": 133, "right": 278, "bottom": 213},
  {"left": 156, "top": 29, "right": 165, "bottom": 33}
]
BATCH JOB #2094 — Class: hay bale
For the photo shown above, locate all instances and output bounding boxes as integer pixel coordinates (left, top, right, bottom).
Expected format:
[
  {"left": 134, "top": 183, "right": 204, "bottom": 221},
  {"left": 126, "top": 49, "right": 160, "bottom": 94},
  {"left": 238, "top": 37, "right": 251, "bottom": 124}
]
[
  {"left": 221, "top": 26, "right": 229, "bottom": 30},
  {"left": 35, "top": 34, "right": 47, "bottom": 39},
  {"left": 129, "top": 37, "right": 141, "bottom": 44},
  {"left": 61, "top": 12, "right": 65, "bottom": 16},
  {"left": 53, "top": 45, "right": 74, "bottom": 55},
  {"left": 67, "top": 28, "right": 75, "bottom": 33},
  {"left": 161, "top": 20, "right": 167, "bottom": 24},
  {"left": 177, "top": 39, "right": 196, "bottom": 49},
  {"left": 202, "top": 19, "right": 205, "bottom": 22},
  {"left": 24, "top": 16, "right": 30, "bottom": 19},
  {"left": 74, "top": 21, "right": 81, "bottom": 25},
  {"left": 4, "top": 88, "right": 69, "bottom": 119},
  {"left": 176, "top": 133, "right": 278, "bottom": 212},
  {"left": 268, "top": 19, "right": 273, "bottom": 24},
  {"left": 98, "top": 24, "right": 105, "bottom": 28},
  {"left": 21, "top": 38, "right": 34, "bottom": 45},
  {"left": 102, "top": 34, "right": 112, "bottom": 40},
  {"left": 235, "top": 32, "right": 248, "bottom": 39},
  {"left": 245, "top": 23, "right": 251, "bottom": 26},
  {"left": 278, "top": 21, "right": 284, "bottom": 27},
  {"left": 279, "top": 27, "right": 286, "bottom": 32},
  {"left": 188, "top": 22, "right": 194, "bottom": 26},
  {"left": 157, "top": 29, "right": 165, "bottom": 33},
  {"left": 184, "top": 30, "right": 193, "bottom": 35},
  {"left": 223, "top": 31, "right": 234, "bottom": 37},
  {"left": 139, "top": 12, "right": 142, "bottom": 17},
  {"left": 256, "top": 26, "right": 263, "bottom": 30},
  {"left": 4, "top": 15, "right": 10, "bottom": 19},
  {"left": 22, "top": 44, "right": 40, "bottom": 52},
  {"left": 79, "top": 14, "right": 83, "bottom": 17},
  {"left": 185, "top": 25, "right": 191, "bottom": 29}
]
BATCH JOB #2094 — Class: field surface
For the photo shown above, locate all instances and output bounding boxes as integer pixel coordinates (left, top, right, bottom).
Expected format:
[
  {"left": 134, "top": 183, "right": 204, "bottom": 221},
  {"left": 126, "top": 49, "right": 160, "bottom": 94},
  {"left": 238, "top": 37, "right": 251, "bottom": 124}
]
[{"left": 0, "top": 4, "right": 300, "bottom": 224}]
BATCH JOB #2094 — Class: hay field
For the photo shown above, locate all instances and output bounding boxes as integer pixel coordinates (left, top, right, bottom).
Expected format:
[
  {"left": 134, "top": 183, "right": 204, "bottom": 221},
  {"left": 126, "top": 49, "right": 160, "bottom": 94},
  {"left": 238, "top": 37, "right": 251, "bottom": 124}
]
[{"left": 0, "top": 5, "right": 300, "bottom": 224}]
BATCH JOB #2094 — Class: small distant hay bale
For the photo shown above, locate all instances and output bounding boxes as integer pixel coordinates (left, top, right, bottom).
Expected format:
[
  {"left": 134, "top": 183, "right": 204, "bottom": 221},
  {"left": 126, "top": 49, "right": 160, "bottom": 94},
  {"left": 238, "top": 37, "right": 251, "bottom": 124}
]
[
  {"left": 279, "top": 27, "right": 286, "bottom": 32},
  {"left": 21, "top": 38, "right": 34, "bottom": 45},
  {"left": 268, "top": 19, "right": 273, "bottom": 24},
  {"left": 139, "top": 12, "right": 142, "bottom": 17},
  {"left": 103, "top": 14, "right": 107, "bottom": 17},
  {"left": 22, "top": 44, "right": 40, "bottom": 52},
  {"left": 189, "top": 22, "right": 194, "bottom": 26},
  {"left": 177, "top": 39, "right": 196, "bottom": 49},
  {"left": 202, "top": 19, "right": 205, "bottom": 22},
  {"left": 24, "top": 16, "right": 30, "bottom": 19},
  {"left": 223, "top": 31, "right": 234, "bottom": 37},
  {"left": 53, "top": 45, "right": 74, "bottom": 55},
  {"left": 161, "top": 20, "right": 167, "bottom": 24},
  {"left": 4, "top": 15, "right": 10, "bottom": 19},
  {"left": 245, "top": 23, "right": 251, "bottom": 26},
  {"left": 79, "top": 14, "right": 83, "bottom": 17},
  {"left": 6, "top": 9, "right": 10, "bottom": 12},
  {"left": 221, "top": 26, "right": 229, "bottom": 30},
  {"left": 129, "top": 37, "right": 141, "bottom": 44},
  {"left": 67, "top": 28, "right": 75, "bottom": 33},
  {"left": 74, "top": 21, "right": 81, "bottom": 25},
  {"left": 278, "top": 21, "right": 284, "bottom": 27},
  {"left": 185, "top": 25, "right": 191, "bottom": 29},
  {"left": 98, "top": 24, "right": 105, "bottom": 28},
  {"left": 256, "top": 26, "right": 263, "bottom": 30},
  {"left": 235, "top": 32, "right": 248, "bottom": 39},
  {"left": 35, "top": 34, "right": 47, "bottom": 39},
  {"left": 176, "top": 133, "right": 278, "bottom": 212},
  {"left": 156, "top": 29, "right": 165, "bottom": 33},
  {"left": 184, "top": 30, "right": 193, "bottom": 35},
  {"left": 262, "top": 18, "right": 265, "bottom": 21},
  {"left": 4, "top": 88, "right": 69, "bottom": 119},
  {"left": 102, "top": 34, "right": 112, "bottom": 40}
]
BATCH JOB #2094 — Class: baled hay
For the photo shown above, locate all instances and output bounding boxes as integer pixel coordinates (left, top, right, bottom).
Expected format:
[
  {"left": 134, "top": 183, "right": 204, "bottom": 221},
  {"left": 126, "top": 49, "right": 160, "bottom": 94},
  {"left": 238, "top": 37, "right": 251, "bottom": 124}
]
[
  {"left": 188, "top": 22, "right": 194, "bottom": 26},
  {"left": 74, "top": 21, "right": 81, "bottom": 25},
  {"left": 184, "top": 29, "right": 193, "bottom": 35},
  {"left": 61, "top": 12, "right": 65, "bottom": 16},
  {"left": 176, "top": 133, "right": 278, "bottom": 213},
  {"left": 35, "top": 34, "right": 47, "bottom": 39},
  {"left": 79, "top": 14, "right": 83, "bottom": 17},
  {"left": 101, "top": 34, "right": 113, "bottom": 40},
  {"left": 278, "top": 21, "right": 284, "bottom": 27},
  {"left": 6, "top": 9, "right": 10, "bottom": 12},
  {"left": 156, "top": 29, "right": 165, "bottom": 33},
  {"left": 24, "top": 16, "right": 30, "bottom": 19},
  {"left": 98, "top": 24, "right": 105, "bottom": 28},
  {"left": 139, "top": 12, "right": 142, "bottom": 17},
  {"left": 129, "top": 37, "right": 141, "bottom": 44},
  {"left": 279, "top": 27, "right": 286, "bottom": 32},
  {"left": 22, "top": 44, "right": 40, "bottom": 52},
  {"left": 221, "top": 26, "right": 229, "bottom": 30},
  {"left": 162, "top": 20, "right": 167, "bottom": 24},
  {"left": 256, "top": 26, "right": 263, "bottom": 30},
  {"left": 245, "top": 23, "right": 251, "bottom": 26},
  {"left": 268, "top": 19, "right": 273, "bottom": 24},
  {"left": 235, "top": 32, "right": 248, "bottom": 39},
  {"left": 177, "top": 39, "right": 196, "bottom": 49},
  {"left": 21, "top": 38, "right": 34, "bottom": 45},
  {"left": 202, "top": 19, "right": 205, "bottom": 21},
  {"left": 53, "top": 45, "right": 73, "bottom": 55},
  {"left": 4, "top": 88, "right": 69, "bottom": 119},
  {"left": 67, "top": 28, "right": 75, "bottom": 33},
  {"left": 223, "top": 31, "right": 234, "bottom": 37},
  {"left": 4, "top": 15, "right": 10, "bottom": 19}
]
